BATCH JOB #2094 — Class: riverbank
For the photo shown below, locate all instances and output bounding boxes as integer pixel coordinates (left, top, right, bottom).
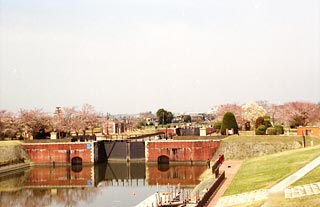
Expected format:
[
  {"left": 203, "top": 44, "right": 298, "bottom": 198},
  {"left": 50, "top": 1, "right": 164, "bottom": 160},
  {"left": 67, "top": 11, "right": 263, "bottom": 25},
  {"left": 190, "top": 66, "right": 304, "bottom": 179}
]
[
  {"left": 0, "top": 141, "right": 31, "bottom": 175},
  {"left": 0, "top": 163, "right": 32, "bottom": 176}
]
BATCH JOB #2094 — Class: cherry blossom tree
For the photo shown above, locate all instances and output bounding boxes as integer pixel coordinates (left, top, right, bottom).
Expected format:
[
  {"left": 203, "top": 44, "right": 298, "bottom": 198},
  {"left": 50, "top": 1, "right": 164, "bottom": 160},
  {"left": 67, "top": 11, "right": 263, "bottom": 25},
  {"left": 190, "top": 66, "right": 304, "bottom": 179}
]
[
  {"left": 280, "top": 101, "right": 320, "bottom": 127},
  {"left": 214, "top": 104, "right": 245, "bottom": 128},
  {"left": 241, "top": 102, "right": 267, "bottom": 129},
  {"left": 0, "top": 110, "right": 19, "bottom": 139},
  {"left": 80, "top": 104, "right": 99, "bottom": 135},
  {"left": 18, "top": 108, "right": 51, "bottom": 139}
]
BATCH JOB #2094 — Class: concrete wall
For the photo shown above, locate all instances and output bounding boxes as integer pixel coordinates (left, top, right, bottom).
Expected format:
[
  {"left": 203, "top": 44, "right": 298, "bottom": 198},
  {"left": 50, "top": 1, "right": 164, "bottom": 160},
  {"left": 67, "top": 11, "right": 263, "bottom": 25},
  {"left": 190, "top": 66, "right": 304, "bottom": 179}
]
[
  {"left": 23, "top": 142, "right": 94, "bottom": 164},
  {"left": 145, "top": 140, "right": 220, "bottom": 163}
]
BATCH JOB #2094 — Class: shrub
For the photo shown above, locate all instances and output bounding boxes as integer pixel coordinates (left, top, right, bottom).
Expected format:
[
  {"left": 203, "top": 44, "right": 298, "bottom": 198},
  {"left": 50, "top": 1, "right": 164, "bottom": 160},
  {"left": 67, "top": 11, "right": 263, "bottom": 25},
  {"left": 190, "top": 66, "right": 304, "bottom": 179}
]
[
  {"left": 221, "top": 112, "right": 239, "bottom": 135},
  {"left": 263, "top": 116, "right": 272, "bottom": 128},
  {"left": 255, "top": 117, "right": 264, "bottom": 128},
  {"left": 255, "top": 125, "right": 267, "bottom": 135},
  {"left": 274, "top": 125, "right": 284, "bottom": 135},
  {"left": 266, "top": 127, "right": 277, "bottom": 135},
  {"left": 213, "top": 121, "right": 222, "bottom": 130},
  {"left": 183, "top": 115, "right": 192, "bottom": 123}
]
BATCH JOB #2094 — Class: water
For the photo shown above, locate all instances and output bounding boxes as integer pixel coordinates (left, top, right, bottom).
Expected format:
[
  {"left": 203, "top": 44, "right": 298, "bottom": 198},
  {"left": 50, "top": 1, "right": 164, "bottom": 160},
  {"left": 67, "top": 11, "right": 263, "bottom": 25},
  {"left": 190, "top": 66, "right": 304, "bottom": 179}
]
[{"left": 0, "top": 163, "right": 207, "bottom": 207}]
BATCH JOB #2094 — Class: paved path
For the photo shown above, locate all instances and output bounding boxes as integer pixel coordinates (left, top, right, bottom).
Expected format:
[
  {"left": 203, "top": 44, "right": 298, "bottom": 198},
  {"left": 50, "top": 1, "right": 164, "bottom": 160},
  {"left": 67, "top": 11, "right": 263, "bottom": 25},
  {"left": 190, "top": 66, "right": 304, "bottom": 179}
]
[
  {"left": 269, "top": 155, "right": 320, "bottom": 193},
  {"left": 213, "top": 155, "right": 320, "bottom": 207},
  {"left": 207, "top": 160, "right": 243, "bottom": 207}
]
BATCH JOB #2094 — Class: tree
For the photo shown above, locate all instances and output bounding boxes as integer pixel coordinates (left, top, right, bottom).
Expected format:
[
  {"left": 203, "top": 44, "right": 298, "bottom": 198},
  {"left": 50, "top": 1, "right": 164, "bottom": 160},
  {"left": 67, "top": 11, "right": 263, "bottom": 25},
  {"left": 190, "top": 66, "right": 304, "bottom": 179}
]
[
  {"left": 214, "top": 104, "right": 245, "bottom": 128},
  {"left": 18, "top": 108, "right": 51, "bottom": 139},
  {"left": 279, "top": 102, "right": 320, "bottom": 127},
  {"left": 156, "top": 108, "right": 173, "bottom": 125},
  {"left": 255, "top": 117, "right": 265, "bottom": 128},
  {"left": 256, "top": 125, "right": 267, "bottom": 135},
  {"left": 220, "top": 112, "right": 239, "bottom": 135},
  {"left": 0, "top": 110, "right": 19, "bottom": 139},
  {"left": 183, "top": 115, "right": 192, "bottom": 123},
  {"left": 80, "top": 104, "right": 99, "bottom": 135},
  {"left": 242, "top": 102, "right": 267, "bottom": 129}
]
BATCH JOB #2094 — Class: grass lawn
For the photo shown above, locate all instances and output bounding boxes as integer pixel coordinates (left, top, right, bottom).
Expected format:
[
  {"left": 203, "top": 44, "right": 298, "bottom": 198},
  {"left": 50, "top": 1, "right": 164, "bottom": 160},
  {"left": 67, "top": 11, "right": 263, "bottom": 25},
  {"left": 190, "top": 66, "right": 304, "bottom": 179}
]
[
  {"left": 223, "top": 135, "right": 320, "bottom": 147},
  {"left": 224, "top": 145, "right": 320, "bottom": 196},
  {"left": 0, "top": 140, "right": 22, "bottom": 146},
  {"left": 278, "top": 194, "right": 320, "bottom": 207},
  {"left": 291, "top": 164, "right": 320, "bottom": 187}
]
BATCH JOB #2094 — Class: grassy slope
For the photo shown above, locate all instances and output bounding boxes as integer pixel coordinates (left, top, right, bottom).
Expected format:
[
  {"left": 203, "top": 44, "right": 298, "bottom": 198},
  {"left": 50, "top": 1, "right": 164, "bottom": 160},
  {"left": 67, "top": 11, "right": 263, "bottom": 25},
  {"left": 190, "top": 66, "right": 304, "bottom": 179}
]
[
  {"left": 291, "top": 164, "right": 320, "bottom": 187},
  {"left": 223, "top": 135, "right": 320, "bottom": 147},
  {"left": 279, "top": 194, "right": 320, "bottom": 207},
  {"left": 224, "top": 145, "right": 320, "bottom": 196}
]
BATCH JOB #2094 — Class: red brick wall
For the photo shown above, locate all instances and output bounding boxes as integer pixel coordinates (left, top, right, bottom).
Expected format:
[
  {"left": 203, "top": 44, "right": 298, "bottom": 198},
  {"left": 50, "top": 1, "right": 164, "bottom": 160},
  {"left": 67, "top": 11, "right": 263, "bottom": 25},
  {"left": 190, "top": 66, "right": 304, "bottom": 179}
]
[
  {"left": 146, "top": 140, "right": 220, "bottom": 162},
  {"left": 297, "top": 126, "right": 320, "bottom": 136},
  {"left": 23, "top": 143, "right": 93, "bottom": 164}
]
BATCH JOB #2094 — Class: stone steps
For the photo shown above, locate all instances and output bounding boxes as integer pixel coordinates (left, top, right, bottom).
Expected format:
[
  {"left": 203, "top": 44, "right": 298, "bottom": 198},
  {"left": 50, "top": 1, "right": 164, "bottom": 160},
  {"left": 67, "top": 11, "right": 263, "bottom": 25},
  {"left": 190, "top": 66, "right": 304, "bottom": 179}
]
[
  {"left": 285, "top": 182, "right": 320, "bottom": 199},
  {"left": 215, "top": 190, "right": 268, "bottom": 207},
  {"left": 215, "top": 183, "right": 320, "bottom": 207}
]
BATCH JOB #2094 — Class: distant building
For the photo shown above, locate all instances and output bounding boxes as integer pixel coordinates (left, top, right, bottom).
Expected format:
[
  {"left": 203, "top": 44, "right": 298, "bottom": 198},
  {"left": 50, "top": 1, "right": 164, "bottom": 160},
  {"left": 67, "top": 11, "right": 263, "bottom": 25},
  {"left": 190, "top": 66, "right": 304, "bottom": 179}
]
[
  {"left": 103, "top": 120, "right": 126, "bottom": 135},
  {"left": 297, "top": 126, "right": 320, "bottom": 137}
]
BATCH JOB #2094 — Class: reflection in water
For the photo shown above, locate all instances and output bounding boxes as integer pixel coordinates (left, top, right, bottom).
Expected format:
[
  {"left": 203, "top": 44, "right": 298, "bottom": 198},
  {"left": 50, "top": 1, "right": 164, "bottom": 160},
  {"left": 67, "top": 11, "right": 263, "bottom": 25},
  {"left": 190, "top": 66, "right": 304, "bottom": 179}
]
[
  {"left": 158, "top": 163, "right": 170, "bottom": 172},
  {"left": 0, "top": 163, "right": 206, "bottom": 207}
]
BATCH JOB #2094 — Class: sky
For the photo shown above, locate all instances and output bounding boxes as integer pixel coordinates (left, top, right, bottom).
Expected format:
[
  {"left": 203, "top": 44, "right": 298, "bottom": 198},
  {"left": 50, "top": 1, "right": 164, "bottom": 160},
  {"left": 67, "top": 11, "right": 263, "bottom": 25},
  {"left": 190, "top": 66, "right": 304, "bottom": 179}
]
[{"left": 0, "top": 0, "right": 319, "bottom": 115}]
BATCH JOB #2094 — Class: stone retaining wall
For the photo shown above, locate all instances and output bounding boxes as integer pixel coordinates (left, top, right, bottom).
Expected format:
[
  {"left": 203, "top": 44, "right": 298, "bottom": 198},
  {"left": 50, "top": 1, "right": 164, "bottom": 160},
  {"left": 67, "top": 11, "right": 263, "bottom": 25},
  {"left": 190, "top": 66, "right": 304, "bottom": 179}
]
[
  {"left": 0, "top": 144, "right": 30, "bottom": 166},
  {"left": 215, "top": 141, "right": 302, "bottom": 160}
]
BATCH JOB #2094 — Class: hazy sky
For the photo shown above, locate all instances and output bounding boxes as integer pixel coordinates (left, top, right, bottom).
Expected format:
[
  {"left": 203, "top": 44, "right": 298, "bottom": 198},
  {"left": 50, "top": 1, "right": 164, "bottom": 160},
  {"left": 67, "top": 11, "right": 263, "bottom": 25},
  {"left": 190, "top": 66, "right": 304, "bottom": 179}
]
[{"left": 1, "top": 0, "right": 319, "bottom": 114}]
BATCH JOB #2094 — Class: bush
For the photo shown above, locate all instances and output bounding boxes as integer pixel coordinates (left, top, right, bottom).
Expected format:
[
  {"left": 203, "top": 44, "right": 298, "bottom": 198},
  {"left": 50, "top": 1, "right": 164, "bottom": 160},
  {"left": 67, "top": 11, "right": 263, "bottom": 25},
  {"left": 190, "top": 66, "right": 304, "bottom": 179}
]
[
  {"left": 213, "top": 121, "right": 222, "bottom": 130},
  {"left": 183, "top": 115, "right": 192, "bottom": 123},
  {"left": 255, "top": 117, "right": 264, "bottom": 128},
  {"left": 266, "top": 127, "right": 277, "bottom": 135},
  {"left": 263, "top": 116, "right": 272, "bottom": 128},
  {"left": 274, "top": 125, "right": 284, "bottom": 135},
  {"left": 255, "top": 125, "right": 267, "bottom": 135},
  {"left": 221, "top": 112, "right": 239, "bottom": 135}
]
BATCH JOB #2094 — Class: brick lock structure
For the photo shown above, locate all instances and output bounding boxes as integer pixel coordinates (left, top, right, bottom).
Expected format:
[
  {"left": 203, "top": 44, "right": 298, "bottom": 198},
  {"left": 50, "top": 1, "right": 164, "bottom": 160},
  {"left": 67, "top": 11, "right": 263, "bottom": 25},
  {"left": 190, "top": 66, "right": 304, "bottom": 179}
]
[
  {"left": 145, "top": 140, "right": 220, "bottom": 163},
  {"left": 297, "top": 126, "right": 320, "bottom": 137},
  {"left": 24, "top": 142, "right": 94, "bottom": 165}
]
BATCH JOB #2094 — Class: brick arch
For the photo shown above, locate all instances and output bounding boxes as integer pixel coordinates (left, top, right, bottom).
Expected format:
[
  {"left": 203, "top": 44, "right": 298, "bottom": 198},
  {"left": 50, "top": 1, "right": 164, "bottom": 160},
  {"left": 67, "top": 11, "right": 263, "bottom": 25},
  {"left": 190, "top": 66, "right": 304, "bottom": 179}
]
[
  {"left": 71, "top": 156, "right": 82, "bottom": 165},
  {"left": 158, "top": 155, "right": 169, "bottom": 164}
]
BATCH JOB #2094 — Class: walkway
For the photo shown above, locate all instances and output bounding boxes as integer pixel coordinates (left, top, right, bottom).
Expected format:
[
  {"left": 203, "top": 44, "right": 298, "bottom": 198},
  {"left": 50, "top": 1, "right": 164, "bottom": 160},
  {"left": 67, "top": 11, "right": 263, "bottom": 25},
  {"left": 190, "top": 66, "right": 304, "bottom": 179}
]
[
  {"left": 207, "top": 160, "right": 243, "bottom": 207},
  {"left": 213, "top": 155, "right": 320, "bottom": 207}
]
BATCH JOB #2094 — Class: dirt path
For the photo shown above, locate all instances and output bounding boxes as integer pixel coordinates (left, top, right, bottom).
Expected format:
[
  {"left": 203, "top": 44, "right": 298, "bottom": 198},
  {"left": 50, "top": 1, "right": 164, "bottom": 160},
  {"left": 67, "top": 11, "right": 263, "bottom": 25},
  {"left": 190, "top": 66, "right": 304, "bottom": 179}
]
[{"left": 207, "top": 160, "right": 243, "bottom": 207}]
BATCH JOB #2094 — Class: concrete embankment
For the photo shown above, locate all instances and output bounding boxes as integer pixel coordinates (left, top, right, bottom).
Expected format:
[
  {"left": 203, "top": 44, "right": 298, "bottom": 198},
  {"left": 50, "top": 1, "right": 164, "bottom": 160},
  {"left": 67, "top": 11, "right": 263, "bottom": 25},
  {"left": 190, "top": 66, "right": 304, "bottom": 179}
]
[{"left": 0, "top": 141, "right": 31, "bottom": 174}]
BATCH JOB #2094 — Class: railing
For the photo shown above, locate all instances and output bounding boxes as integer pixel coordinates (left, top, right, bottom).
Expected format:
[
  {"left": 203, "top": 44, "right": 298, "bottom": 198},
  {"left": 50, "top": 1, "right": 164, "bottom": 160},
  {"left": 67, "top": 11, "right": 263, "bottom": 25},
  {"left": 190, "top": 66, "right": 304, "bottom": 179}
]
[
  {"left": 196, "top": 171, "right": 225, "bottom": 207},
  {"left": 195, "top": 154, "right": 225, "bottom": 207}
]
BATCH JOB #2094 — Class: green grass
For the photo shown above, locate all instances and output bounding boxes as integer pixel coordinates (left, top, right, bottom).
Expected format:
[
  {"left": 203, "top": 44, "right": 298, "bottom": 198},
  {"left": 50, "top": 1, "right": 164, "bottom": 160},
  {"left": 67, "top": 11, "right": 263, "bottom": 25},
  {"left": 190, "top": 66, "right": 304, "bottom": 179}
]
[
  {"left": 279, "top": 194, "right": 320, "bottom": 207},
  {"left": 291, "top": 164, "right": 320, "bottom": 187},
  {"left": 0, "top": 140, "right": 22, "bottom": 146},
  {"left": 224, "top": 145, "right": 320, "bottom": 196},
  {"left": 223, "top": 135, "right": 320, "bottom": 147}
]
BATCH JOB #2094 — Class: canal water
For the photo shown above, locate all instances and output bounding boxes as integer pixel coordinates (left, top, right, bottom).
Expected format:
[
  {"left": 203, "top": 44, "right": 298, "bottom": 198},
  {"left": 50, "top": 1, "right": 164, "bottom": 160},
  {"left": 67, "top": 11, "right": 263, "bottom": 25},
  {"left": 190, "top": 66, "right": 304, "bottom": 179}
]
[{"left": 0, "top": 163, "right": 207, "bottom": 207}]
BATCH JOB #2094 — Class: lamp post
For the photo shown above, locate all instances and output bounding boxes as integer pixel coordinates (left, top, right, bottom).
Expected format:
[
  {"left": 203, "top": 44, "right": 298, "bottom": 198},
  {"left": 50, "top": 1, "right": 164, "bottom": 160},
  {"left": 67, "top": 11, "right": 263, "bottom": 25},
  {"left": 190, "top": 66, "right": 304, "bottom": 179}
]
[{"left": 54, "top": 106, "right": 62, "bottom": 139}]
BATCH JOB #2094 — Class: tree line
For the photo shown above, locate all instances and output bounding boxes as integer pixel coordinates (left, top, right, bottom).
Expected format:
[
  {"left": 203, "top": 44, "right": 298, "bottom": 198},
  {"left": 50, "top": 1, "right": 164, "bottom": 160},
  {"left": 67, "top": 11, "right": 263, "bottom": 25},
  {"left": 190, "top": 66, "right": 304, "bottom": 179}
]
[{"left": 0, "top": 101, "right": 319, "bottom": 139}]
